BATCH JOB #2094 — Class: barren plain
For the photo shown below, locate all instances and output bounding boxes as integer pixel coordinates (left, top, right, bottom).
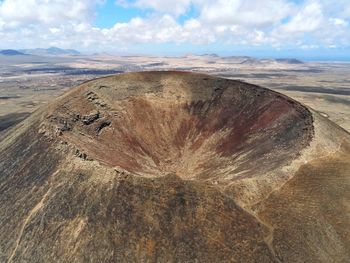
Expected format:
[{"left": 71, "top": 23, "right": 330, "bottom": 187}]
[{"left": 0, "top": 54, "right": 349, "bottom": 134}]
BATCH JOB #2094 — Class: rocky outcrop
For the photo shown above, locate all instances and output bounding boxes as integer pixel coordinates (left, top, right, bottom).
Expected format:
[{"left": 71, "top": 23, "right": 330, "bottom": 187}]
[{"left": 82, "top": 111, "right": 100, "bottom": 125}]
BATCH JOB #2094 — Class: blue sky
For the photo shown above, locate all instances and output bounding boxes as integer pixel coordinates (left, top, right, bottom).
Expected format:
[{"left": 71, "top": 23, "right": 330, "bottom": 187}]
[
  {"left": 95, "top": 1, "right": 143, "bottom": 27},
  {"left": 95, "top": 1, "right": 199, "bottom": 27},
  {"left": 0, "top": 0, "right": 349, "bottom": 59}
]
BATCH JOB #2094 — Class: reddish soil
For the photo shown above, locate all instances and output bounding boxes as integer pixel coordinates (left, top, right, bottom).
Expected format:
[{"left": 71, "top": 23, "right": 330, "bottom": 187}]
[{"left": 52, "top": 71, "right": 313, "bottom": 179}]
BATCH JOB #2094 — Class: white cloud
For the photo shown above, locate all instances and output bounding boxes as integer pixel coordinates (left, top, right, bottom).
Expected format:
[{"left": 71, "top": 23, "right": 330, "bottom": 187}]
[
  {"left": 118, "top": 0, "right": 191, "bottom": 16},
  {"left": 108, "top": 15, "right": 181, "bottom": 43},
  {"left": 301, "top": 44, "right": 319, "bottom": 50},
  {"left": 279, "top": 1, "right": 323, "bottom": 34},
  {"left": 0, "top": 0, "right": 102, "bottom": 26},
  {"left": 0, "top": 0, "right": 349, "bottom": 51},
  {"left": 198, "top": 0, "right": 293, "bottom": 28},
  {"left": 330, "top": 18, "right": 348, "bottom": 27}
]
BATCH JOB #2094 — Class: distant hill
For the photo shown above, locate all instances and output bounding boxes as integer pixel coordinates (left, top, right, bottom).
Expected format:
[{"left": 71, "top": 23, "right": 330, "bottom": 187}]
[
  {"left": 275, "top": 58, "right": 304, "bottom": 64},
  {"left": 199, "top": 55, "right": 304, "bottom": 65},
  {"left": 19, "top": 47, "right": 81, "bottom": 56},
  {"left": 0, "top": 49, "right": 26, "bottom": 56},
  {"left": 201, "top": 53, "right": 220, "bottom": 57},
  {"left": 240, "top": 57, "right": 261, "bottom": 64}
]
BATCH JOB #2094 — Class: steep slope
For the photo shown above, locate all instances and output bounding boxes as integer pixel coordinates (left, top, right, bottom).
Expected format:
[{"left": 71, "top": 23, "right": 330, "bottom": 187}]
[{"left": 0, "top": 72, "right": 349, "bottom": 262}]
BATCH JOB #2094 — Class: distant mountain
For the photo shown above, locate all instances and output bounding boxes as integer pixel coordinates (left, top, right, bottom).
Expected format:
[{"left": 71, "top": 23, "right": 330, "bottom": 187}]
[
  {"left": 201, "top": 53, "right": 220, "bottom": 57},
  {"left": 239, "top": 57, "right": 261, "bottom": 64},
  {"left": 275, "top": 58, "right": 304, "bottom": 64},
  {"left": 224, "top": 56, "right": 304, "bottom": 65},
  {"left": 19, "top": 47, "right": 81, "bottom": 56},
  {"left": 0, "top": 49, "right": 26, "bottom": 56},
  {"left": 218, "top": 55, "right": 261, "bottom": 63},
  {"left": 225, "top": 56, "right": 251, "bottom": 60},
  {"left": 91, "top": 52, "right": 112, "bottom": 56}
]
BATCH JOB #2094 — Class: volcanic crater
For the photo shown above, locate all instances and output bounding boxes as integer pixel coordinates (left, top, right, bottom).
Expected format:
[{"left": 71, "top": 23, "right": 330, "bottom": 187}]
[
  {"left": 50, "top": 72, "right": 313, "bottom": 179},
  {"left": 0, "top": 71, "right": 349, "bottom": 263}
]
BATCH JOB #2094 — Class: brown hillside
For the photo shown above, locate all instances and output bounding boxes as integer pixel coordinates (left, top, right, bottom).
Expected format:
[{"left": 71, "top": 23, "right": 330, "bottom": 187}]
[{"left": 0, "top": 72, "right": 349, "bottom": 262}]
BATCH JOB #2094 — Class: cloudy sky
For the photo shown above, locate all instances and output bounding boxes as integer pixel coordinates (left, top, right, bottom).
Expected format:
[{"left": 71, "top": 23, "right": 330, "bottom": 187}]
[{"left": 0, "top": 0, "right": 349, "bottom": 59}]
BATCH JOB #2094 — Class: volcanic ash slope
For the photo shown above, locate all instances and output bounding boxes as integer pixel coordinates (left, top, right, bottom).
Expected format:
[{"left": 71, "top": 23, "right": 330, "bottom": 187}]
[{"left": 0, "top": 72, "right": 349, "bottom": 263}]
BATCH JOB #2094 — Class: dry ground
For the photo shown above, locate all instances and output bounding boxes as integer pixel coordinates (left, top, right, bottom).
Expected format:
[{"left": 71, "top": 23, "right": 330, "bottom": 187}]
[{"left": 0, "top": 54, "right": 349, "bottom": 132}]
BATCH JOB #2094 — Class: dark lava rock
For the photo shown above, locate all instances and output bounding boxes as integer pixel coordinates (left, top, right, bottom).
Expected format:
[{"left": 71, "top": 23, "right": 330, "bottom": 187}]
[
  {"left": 82, "top": 111, "right": 100, "bottom": 125},
  {"left": 96, "top": 120, "right": 111, "bottom": 134}
]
